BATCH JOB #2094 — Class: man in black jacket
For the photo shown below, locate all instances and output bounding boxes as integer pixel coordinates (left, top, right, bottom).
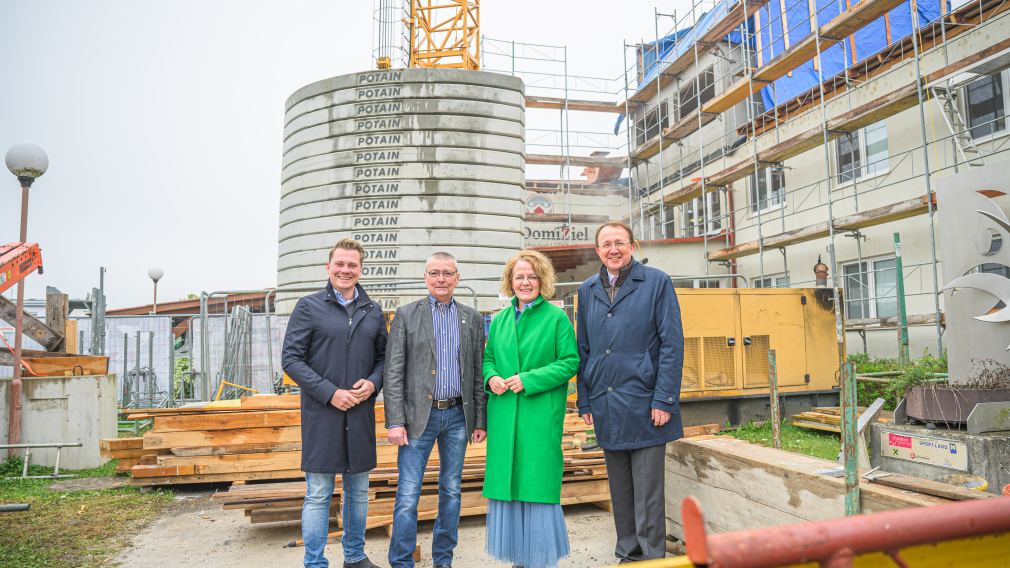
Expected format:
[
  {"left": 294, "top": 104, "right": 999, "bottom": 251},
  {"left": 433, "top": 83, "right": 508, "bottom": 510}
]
[{"left": 283, "top": 238, "right": 388, "bottom": 568}]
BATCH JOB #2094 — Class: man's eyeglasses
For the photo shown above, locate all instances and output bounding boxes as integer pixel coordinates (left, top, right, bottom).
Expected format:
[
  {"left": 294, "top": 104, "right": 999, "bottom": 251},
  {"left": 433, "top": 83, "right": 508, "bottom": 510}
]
[
  {"left": 598, "top": 241, "right": 629, "bottom": 250},
  {"left": 426, "top": 270, "right": 457, "bottom": 279}
]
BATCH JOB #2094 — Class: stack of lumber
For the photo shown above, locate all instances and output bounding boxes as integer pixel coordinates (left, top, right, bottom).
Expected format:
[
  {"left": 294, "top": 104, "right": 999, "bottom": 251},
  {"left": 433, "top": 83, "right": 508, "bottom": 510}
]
[
  {"left": 213, "top": 419, "right": 722, "bottom": 532},
  {"left": 104, "top": 394, "right": 693, "bottom": 488},
  {"left": 790, "top": 406, "right": 894, "bottom": 433},
  {"left": 99, "top": 437, "right": 147, "bottom": 473},
  {"left": 108, "top": 395, "right": 307, "bottom": 486}
]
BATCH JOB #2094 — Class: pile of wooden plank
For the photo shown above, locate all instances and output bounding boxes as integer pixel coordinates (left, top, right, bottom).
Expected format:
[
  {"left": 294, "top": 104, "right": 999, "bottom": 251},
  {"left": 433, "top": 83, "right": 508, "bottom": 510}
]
[
  {"left": 210, "top": 414, "right": 613, "bottom": 531},
  {"left": 101, "top": 394, "right": 631, "bottom": 487},
  {"left": 790, "top": 406, "right": 894, "bottom": 433},
  {"left": 103, "top": 394, "right": 721, "bottom": 534},
  {"left": 99, "top": 437, "right": 147, "bottom": 473},
  {"left": 212, "top": 419, "right": 721, "bottom": 532},
  {"left": 103, "top": 395, "right": 308, "bottom": 485}
]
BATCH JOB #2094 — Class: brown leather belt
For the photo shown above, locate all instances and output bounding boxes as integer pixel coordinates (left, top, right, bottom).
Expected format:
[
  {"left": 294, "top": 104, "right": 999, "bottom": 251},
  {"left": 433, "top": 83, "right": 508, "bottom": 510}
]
[{"left": 432, "top": 396, "right": 463, "bottom": 409}]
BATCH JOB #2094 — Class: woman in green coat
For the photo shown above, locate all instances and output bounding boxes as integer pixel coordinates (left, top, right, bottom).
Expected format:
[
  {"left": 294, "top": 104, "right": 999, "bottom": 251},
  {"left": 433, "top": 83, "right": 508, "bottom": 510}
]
[{"left": 482, "top": 249, "right": 580, "bottom": 568}]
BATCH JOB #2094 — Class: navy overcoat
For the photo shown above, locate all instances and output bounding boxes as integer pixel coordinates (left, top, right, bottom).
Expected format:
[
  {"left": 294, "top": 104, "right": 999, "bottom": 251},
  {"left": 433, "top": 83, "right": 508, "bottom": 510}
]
[
  {"left": 576, "top": 260, "right": 685, "bottom": 450},
  {"left": 282, "top": 282, "right": 387, "bottom": 474}
]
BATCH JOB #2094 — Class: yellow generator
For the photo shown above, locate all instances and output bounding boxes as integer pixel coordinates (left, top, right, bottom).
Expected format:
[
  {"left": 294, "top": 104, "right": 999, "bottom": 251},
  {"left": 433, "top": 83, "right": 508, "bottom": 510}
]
[
  {"left": 674, "top": 287, "right": 843, "bottom": 426},
  {"left": 571, "top": 286, "right": 843, "bottom": 426}
]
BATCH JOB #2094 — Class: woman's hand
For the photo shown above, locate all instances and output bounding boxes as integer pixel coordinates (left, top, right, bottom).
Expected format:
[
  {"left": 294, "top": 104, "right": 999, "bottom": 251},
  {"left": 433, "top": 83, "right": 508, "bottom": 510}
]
[
  {"left": 488, "top": 376, "right": 508, "bottom": 395},
  {"left": 504, "top": 374, "right": 524, "bottom": 393}
]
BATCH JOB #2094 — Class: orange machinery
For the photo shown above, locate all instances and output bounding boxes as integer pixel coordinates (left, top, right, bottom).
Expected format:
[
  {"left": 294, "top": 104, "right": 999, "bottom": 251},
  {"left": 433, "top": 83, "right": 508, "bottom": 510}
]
[{"left": 0, "top": 242, "right": 43, "bottom": 295}]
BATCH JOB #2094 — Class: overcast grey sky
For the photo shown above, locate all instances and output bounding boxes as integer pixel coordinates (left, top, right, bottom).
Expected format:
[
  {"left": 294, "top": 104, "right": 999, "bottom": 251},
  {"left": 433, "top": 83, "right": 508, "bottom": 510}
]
[{"left": 0, "top": 0, "right": 670, "bottom": 309}]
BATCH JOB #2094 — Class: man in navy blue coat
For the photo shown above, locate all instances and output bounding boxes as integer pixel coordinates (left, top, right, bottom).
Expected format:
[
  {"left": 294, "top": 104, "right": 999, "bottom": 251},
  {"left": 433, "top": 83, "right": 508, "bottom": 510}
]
[
  {"left": 283, "top": 238, "right": 388, "bottom": 568},
  {"left": 576, "top": 221, "right": 684, "bottom": 562}
]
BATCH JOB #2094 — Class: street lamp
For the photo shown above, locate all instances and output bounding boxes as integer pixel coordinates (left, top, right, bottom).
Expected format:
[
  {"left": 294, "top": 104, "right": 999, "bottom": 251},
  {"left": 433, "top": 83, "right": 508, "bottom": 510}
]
[
  {"left": 4, "top": 143, "right": 48, "bottom": 453},
  {"left": 148, "top": 267, "right": 164, "bottom": 314}
]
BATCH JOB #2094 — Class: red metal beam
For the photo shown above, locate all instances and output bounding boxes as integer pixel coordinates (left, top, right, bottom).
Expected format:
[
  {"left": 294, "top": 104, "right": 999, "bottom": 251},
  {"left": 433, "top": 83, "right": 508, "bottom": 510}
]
[{"left": 683, "top": 495, "right": 1010, "bottom": 568}]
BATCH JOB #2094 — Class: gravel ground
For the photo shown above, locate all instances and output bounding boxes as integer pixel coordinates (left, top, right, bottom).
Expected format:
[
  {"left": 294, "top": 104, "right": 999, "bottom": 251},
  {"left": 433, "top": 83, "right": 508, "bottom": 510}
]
[{"left": 108, "top": 487, "right": 621, "bottom": 567}]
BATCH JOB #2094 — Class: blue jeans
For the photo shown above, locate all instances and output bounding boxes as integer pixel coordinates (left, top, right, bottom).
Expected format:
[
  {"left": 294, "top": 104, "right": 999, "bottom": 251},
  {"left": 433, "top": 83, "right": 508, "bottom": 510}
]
[
  {"left": 303, "top": 470, "right": 370, "bottom": 568},
  {"left": 388, "top": 405, "right": 468, "bottom": 568}
]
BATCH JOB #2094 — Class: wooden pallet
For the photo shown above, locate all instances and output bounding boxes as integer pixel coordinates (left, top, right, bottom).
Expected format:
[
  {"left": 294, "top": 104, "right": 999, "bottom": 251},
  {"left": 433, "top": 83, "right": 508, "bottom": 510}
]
[{"left": 789, "top": 406, "right": 894, "bottom": 434}]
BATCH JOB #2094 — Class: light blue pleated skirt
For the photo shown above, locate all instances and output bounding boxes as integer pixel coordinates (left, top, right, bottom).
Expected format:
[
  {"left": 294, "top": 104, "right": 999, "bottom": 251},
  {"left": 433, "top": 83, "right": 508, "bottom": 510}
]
[{"left": 485, "top": 499, "right": 570, "bottom": 568}]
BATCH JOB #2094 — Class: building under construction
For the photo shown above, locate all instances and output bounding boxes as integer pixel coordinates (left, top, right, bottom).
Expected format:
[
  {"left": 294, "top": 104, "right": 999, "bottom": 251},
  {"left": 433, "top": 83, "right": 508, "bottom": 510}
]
[{"left": 498, "top": 0, "right": 1010, "bottom": 364}]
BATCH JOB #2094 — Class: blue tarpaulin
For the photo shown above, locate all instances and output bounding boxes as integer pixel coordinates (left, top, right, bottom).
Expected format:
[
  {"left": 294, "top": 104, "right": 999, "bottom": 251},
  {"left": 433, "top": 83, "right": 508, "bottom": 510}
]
[
  {"left": 630, "top": 0, "right": 945, "bottom": 113},
  {"left": 638, "top": 0, "right": 744, "bottom": 90},
  {"left": 753, "top": 0, "right": 944, "bottom": 109}
]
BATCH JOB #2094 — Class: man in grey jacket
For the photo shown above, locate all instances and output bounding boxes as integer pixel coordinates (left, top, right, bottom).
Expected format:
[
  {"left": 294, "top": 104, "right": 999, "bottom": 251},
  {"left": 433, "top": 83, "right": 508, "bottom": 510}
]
[{"left": 384, "top": 252, "right": 487, "bottom": 568}]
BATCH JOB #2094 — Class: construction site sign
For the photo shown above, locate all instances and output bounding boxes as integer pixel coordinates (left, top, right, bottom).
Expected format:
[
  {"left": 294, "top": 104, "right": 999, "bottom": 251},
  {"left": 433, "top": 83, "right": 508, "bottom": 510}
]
[{"left": 880, "top": 432, "right": 968, "bottom": 471}]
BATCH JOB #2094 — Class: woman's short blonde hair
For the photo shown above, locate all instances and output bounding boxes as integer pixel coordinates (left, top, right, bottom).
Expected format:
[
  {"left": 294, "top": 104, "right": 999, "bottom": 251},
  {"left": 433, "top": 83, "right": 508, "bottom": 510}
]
[{"left": 500, "top": 249, "right": 557, "bottom": 300}]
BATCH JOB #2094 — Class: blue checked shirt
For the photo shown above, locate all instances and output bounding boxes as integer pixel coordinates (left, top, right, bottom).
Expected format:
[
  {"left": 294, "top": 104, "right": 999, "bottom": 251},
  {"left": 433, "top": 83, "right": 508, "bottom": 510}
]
[{"left": 429, "top": 295, "right": 462, "bottom": 400}]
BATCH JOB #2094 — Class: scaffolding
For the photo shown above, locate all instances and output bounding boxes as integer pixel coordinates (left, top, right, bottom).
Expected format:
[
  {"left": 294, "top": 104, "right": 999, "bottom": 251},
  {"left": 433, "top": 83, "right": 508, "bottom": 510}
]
[
  {"left": 482, "top": 36, "right": 628, "bottom": 247},
  {"left": 614, "top": 0, "right": 1010, "bottom": 361}
]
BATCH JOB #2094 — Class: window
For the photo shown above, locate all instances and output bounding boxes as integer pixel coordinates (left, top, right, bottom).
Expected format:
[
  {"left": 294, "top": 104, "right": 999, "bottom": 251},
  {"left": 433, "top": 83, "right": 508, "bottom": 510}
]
[
  {"left": 677, "top": 66, "right": 715, "bottom": 120},
  {"left": 753, "top": 275, "right": 789, "bottom": 288},
  {"left": 750, "top": 166, "right": 785, "bottom": 213},
  {"left": 645, "top": 204, "right": 678, "bottom": 239},
  {"left": 660, "top": 203, "right": 676, "bottom": 238},
  {"left": 635, "top": 100, "right": 671, "bottom": 147},
  {"left": 842, "top": 258, "right": 897, "bottom": 320},
  {"left": 965, "top": 73, "right": 1007, "bottom": 139},
  {"left": 836, "top": 121, "right": 889, "bottom": 183},
  {"left": 681, "top": 192, "right": 722, "bottom": 237}
]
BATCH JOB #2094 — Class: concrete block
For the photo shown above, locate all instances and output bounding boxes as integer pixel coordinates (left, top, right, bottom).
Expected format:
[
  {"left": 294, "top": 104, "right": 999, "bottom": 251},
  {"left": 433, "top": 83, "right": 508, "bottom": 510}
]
[
  {"left": 286, "top": 68, "right": 523, "bottom": 111},
  {"left": 282, "top": 130, "right": 525, "bottom": 165},
  {"left": 278, "top": 179, "right": 523, "bottom": 210},
  {"left": 281, "top": 162, "right": 525, "bottom": 195},
  {"left": 277, "top": 228, "right": 523, "bottom": 259},
  {"left": 285, "top": 97, "right": 524, "bottom": 128},
  {"left": 0, "top": 375, "right": 117, "bottom": 470},
  {"left": 871, "top": 422, "right": 1010, "bottom": 495},
  {"left": 281, "top": 146, "right": 524, "bottom": 180},
  {"left": 285, "top": 82, "right": 525, "bottom": 131},
  {"left": 284, "top": 115, "right": 525, "bottom": 149},
  {"left": 279, "top": 194, "right": 524, "bottom": 229}
]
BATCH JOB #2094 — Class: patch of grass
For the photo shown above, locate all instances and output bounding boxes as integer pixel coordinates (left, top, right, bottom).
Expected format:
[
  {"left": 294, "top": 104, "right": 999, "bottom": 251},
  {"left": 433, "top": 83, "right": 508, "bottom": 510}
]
[
  {"left": 720, "top": 421, "right": 840, "bottom": 461},
  {"left": 0, "top": 457, "right": 172, "bottom": 568}
]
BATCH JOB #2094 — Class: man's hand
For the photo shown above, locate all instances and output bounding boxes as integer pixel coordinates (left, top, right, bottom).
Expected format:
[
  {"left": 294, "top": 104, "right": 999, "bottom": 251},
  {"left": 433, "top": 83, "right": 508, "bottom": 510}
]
[
  {"left": 488, "top": 376, "right": 507, "bottom": 395},
  {"left": 350, "top": 379, "right": 375, "bottom": 400},
  {"left": 471, "top": 428, "right": 487, "bottom": 444},
  {"left": 330, "top": 389, "right": 360, "bottom": 411},
  {"left": 504, "top": 374, "right": 524, "bottom": 393},
  {"left": 651, "top": 408, "right": 671, "bottom": 427},
  {"left": 581, "top": 413, "right": 593, "bottom": 426},
  {"left": 387, "top": 426, "right": 409, "bottom": 446}
]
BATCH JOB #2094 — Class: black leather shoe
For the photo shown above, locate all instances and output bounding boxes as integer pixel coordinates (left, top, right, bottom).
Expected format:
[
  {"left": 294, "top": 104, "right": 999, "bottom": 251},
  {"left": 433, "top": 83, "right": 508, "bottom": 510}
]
[
  {"left": 344, "top": 558, "right": 381, "bottom": 568},
  {"left": 435, "top": 565, "right": 451, "bottom": 568}
]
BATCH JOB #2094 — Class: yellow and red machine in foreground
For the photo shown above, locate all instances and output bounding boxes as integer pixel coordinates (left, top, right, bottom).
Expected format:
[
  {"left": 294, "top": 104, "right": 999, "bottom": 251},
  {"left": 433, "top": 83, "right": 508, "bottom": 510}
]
[{"left": 630, "top": 495, "right": 1010, "bottom": 567}]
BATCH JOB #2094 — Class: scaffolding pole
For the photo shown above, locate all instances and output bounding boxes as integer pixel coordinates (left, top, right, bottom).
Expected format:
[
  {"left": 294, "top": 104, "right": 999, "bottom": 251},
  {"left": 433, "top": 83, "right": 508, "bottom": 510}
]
[
  {"left": 908, "top": 1, "right": 945, "bottom": 356},
  {"left": 812, "top": 5, "right": 858, "bottom": 514},
  {"left": 622, "top": 43, "right": 637, "bottom": 230}
]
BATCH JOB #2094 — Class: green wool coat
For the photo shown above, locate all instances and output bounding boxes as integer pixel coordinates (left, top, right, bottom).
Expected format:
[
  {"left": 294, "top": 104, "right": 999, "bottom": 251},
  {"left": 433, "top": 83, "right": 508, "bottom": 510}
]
[{"left": 481, "top": 296, "right": 580, "bottom": 504}]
